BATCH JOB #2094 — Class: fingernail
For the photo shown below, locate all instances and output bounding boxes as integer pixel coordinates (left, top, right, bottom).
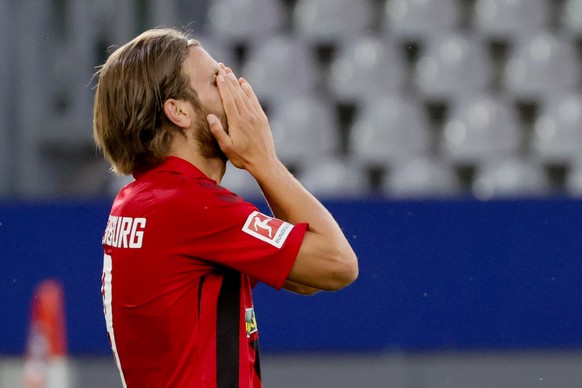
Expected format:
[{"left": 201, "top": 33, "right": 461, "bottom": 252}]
[
  {"left": 207, "top": 114, "right": 217, "bottom": 124},
  {"left": 228, "top": 72, "right": 236, "bottom": 80},
  {"left": 217, "top": 75, "right": 224, "bottom": 83}
]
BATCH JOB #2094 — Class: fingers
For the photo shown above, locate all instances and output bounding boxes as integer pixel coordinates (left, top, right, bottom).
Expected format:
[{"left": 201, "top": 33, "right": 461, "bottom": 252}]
[
  {"left": 238, "top": 78, "right": 266, "bottom": 118},
  {"left": 218, "top": 64, "right": 258, "bottom": 116},
  {"left": 223, "top": 69, "right": 245, "bottom": 113},
  {"left": 216, "top": 69, "right": 240, "bottom": 121},
  {"left": 225, "top": 67, "right": 257, "bottom": 114}
]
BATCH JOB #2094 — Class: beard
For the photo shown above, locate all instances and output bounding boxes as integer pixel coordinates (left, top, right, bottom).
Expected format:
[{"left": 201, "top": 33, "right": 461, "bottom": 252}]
[{"left": 194, "top": 105, "right": 228, "bottom": 162}]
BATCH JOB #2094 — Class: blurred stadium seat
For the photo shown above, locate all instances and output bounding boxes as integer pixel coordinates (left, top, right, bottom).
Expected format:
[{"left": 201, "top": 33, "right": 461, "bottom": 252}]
[
  {"left": 565, "top": 160, "right": 582, "bottom": 196},
  {"left": 241, "top": 35, "right": 319, "bottom": 102},
  {"left": 532, "top": 93, "right": 582, "bottom": 164},
  {"left": 293, "top": 0, "right": 374, "bottom": 45},
  {"left": 269, "top": 94, "right": 340, "bottom": 167},
  {"left": 413, "top": 33, "right": 493, "bottom": 101},
  {"left": 382, "top": 0, "right": 461, "bottom": 41},
  {"left": 440, "top": 93, "right": 522, "bottom": 164},
  {"left": 472, "top": 0, "right": 551, "bottom": 40},
  {"left": 472, "top": 157, "right": 550, "bottom": 199},
  {"left": 382, "top": 156, "right": 461, "bottom": 198},
  {"left": 296, "top": 156, "right": 370, "bottom": 198},
  {"left": 219, "top": 164, "right": 264, "bottom": 199},
  {"left": 349, "top": 94, "right": 431, "bottom": 166},
  {"left": 206, "top": 0, "right": 285, "bottom": 43},
  {"left": 328, "top": 34, "right": 407, "bottom": 103},
  {"left": 502, "top": 32, "right": 579, "bottom": 100},
  {"left": 561, "top": 0, "right": 582, "bottom": 35}
]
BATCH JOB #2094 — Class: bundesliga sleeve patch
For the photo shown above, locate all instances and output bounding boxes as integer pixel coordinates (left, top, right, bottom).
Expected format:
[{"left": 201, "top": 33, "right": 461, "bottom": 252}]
[{"left": 241, "top": 211, "right": 295, "bottom": 249}]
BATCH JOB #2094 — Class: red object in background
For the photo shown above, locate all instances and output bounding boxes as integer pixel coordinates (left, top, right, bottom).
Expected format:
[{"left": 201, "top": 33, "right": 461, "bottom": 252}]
[{"left": 23, "top": 279, "right": 67, "bottom": 388}]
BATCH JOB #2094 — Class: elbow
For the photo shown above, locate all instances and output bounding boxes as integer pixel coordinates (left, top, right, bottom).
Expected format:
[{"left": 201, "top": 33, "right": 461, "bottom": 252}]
[
  {"left": 321, "top": 250, "right": 359, "bottom": 291},
  {"left": 284, "top": 281, "right": 322, "bottom": 296},
  {"left": 295, "top": 286, "right": 321, "bottom": 296}
]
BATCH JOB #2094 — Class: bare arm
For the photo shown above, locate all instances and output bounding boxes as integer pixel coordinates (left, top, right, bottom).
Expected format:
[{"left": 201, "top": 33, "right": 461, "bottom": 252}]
[
  {"left": 208, "top": 66, "right": 358, "bottom": 291},
  {"left": 282, "top": 280, "right": 321, "bottom": 295}
]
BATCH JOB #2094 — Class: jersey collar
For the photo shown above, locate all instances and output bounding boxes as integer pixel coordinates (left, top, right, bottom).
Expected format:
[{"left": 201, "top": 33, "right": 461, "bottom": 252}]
[{"left": 133, "top": 156, "right": 209, "bottom": 180}]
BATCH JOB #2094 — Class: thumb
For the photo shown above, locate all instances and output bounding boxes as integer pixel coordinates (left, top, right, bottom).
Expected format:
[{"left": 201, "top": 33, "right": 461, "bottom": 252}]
[{"left": 207, "top": 114, "right": 230, "bottom": 147}]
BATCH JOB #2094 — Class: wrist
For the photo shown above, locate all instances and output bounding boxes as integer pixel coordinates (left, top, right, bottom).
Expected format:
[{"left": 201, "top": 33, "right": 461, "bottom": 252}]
[{"left": 247, "top": 156, "right": 287, "bottom": 183}]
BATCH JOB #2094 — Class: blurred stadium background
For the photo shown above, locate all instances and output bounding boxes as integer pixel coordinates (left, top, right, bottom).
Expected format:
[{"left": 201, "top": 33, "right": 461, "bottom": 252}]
[{"left": 1, "top": 0, "right": 582, "bottom": 387}]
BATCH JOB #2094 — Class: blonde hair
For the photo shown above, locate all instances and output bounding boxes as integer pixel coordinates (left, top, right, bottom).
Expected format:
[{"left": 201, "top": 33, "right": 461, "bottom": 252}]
[{"left": 93, "top": 28, "right": 200, "bottom": 174}]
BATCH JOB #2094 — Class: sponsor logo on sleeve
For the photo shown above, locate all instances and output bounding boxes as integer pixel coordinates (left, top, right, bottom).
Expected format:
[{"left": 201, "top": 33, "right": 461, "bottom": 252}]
[{"left": 241, "top": 211, "right": 294, "bottom": 249}]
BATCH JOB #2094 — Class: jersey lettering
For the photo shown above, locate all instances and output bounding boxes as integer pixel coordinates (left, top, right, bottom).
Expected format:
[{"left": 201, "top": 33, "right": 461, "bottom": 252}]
[{"left": 102, "top": 216, "right": 147, "bottom": 248}]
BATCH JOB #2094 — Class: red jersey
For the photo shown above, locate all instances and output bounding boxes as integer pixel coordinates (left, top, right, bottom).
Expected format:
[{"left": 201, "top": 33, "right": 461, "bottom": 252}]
[{"left": 100, "top": 157, "right": 307, "bottom": 387}]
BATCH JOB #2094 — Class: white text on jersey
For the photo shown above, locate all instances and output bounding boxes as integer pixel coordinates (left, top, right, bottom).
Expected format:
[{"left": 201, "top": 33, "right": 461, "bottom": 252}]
[{"left": 102, "top": 216, "right": 147, "bottom": 248}]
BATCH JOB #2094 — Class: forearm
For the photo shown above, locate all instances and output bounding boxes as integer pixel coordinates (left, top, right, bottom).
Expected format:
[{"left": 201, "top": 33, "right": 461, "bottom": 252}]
[
  {"left": 250, "top": 159, "right": 346, "bottom": 242},
  {"left": 249, "top": 158, "right": 358, "bottom": 290}
]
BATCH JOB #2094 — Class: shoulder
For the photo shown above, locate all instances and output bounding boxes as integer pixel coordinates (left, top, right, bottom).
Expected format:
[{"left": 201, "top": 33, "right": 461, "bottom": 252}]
[{"left": 151, "top": 172, "right": 254, "bottom": 216}]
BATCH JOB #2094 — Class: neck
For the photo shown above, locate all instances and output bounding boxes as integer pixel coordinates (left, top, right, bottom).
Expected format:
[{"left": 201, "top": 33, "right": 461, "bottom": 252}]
[{"left": 168, "top": 135, "right": 227, "bottom": 183}]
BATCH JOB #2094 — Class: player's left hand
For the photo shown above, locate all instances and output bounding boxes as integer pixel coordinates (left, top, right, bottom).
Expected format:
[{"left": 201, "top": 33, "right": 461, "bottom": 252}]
[{"left": 207, "top": 65, "right": 279, "bottom": 176}]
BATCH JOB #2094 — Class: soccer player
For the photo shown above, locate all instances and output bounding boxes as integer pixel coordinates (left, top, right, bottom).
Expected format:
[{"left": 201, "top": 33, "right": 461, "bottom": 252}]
[{"left": 93, "top": 27, "right": 358, "bottom": 388}]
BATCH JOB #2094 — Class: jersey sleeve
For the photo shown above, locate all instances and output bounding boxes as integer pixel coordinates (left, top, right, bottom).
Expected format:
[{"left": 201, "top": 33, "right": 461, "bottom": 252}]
[{"left": 170, "top": 184, "right": 308, "bottom": 290}]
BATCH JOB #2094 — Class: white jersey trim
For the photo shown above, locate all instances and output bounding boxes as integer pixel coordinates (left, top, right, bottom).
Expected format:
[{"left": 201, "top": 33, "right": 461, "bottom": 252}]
[{"left": 102, "top": 254, "right": 127, "bottom": 388}]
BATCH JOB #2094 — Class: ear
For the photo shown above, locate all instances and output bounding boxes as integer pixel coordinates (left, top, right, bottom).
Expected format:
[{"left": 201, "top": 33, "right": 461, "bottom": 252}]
[{"left": 163, "top": 98, "right": 194, "bottom": 129}]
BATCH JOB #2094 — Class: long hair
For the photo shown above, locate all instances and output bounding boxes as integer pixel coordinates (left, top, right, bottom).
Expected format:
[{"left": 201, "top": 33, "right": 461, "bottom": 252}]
[{"left": 93, "top": 28, "right": 200, "bottom": 175}]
